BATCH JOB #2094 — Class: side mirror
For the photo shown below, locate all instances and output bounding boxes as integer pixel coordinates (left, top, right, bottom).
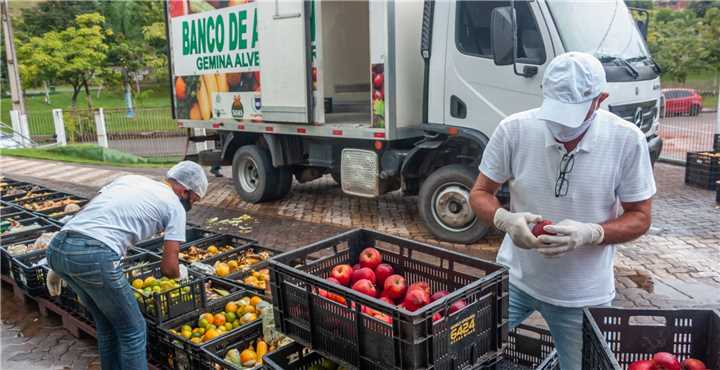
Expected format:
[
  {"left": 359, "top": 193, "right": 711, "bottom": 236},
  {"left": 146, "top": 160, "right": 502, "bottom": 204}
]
[{"left": 491, "top": 6, "right": 514, "bottom": 66}]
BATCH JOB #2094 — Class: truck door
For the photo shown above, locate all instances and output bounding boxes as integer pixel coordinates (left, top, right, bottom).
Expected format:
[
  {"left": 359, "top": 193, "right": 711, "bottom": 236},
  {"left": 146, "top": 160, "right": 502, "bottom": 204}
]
[
  {"left": 257, "top": 0, "right": 313, "bottom": 123},
  {"left": 444, "top": 0, "right": 553, "bottom": 135}
]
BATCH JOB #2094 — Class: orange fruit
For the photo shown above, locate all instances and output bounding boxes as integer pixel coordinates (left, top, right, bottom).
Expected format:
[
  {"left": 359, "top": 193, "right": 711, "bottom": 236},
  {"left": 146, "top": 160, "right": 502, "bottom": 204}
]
[
  {"left": 203, "top": 329, "right": 219, "bottom": 342},
  {"left": 228, "top": 260, "right": 239, "bottom": 271},
  {"left": 175, "top": 77, "right": 187, "bottom": 100},
  {"left": 200, "top": 313, "right": 214, "bottom": 326},
  {"left": 213, "top": 313, "right": 226, "bottom": 326},
  {"left": 250, "top": 296, "right": 262, "bottom": 306},
  {"left": 225, "top": 302, "right": 238, "bottom": 313},
  {"left": 240, "top": 349, "right": 257, "bottom": 366},
  {"left": 189, "top": 104, "right": 201, "bottom": 120},
  {"left": 207, "top": 245, "right": 219, "bottom": 254},
  {"left": 215, "top": 262, "right": 230, "bottom": 277}
]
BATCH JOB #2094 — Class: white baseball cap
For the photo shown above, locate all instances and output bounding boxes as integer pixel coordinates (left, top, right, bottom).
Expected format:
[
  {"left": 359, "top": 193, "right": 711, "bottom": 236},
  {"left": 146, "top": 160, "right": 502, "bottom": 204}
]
[{"left": 538, "top": 52, "right": 607, "bottom": 128}]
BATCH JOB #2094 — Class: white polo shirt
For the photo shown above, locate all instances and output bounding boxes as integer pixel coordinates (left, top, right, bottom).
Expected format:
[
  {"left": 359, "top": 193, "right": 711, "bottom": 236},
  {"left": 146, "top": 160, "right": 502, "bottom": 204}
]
[{"left": 479, "top": 108, "right": 656, "bottom": 307}]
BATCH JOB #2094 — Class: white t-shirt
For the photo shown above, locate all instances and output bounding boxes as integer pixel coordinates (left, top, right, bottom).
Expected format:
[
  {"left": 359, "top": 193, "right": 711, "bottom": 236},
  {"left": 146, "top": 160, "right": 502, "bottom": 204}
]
[
  {"left": 63, "top": 175, "right": 187, "bottom": 257},
  {"left": 479, "top": 109, "right": 656, "bottom": 307}
]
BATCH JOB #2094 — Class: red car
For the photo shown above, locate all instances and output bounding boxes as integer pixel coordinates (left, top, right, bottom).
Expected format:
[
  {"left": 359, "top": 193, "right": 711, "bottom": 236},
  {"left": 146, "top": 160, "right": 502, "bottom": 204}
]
[{"left": 662, "top": 88, "right": 703, "bottom": 116}]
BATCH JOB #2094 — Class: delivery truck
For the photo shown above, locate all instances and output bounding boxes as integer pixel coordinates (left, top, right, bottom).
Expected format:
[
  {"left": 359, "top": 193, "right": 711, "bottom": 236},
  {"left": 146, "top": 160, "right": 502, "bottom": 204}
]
[{"left": 165, "top": 0, "right": 664, "bottom": 243}]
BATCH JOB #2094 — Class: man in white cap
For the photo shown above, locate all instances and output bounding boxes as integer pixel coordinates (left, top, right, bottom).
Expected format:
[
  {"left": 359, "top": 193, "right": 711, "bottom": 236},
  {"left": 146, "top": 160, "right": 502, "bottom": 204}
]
[
  {"left": 45, "top": 161, "right": 208, "bottom": 370},
  {"left": 469, "top": 52, "right": 656, "bottom": 369}
]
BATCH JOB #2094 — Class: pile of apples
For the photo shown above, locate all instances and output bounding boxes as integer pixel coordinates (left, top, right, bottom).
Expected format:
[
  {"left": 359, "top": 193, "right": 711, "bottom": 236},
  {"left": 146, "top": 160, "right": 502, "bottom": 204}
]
[
  {"left": 320, "top": 247, "right": 467, "bottom": 324},
  {"left": 628, "top": 352, "right": 708, "bottom": 370}
]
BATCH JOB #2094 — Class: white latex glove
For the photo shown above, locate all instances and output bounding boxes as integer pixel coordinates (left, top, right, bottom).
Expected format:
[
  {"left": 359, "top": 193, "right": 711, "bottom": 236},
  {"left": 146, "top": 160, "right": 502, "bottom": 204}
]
[
  {"left": 178, "top": 264, "right": 189, "bottom": 280},
  {"left": 46, "top": 270, "right": 63, "bottom": 297},
  {"left": 536, "top": 219, "right": 605, "bottom": 257},
  {"left": 493, "top": 208, "right": 545, "bottom": 250}
]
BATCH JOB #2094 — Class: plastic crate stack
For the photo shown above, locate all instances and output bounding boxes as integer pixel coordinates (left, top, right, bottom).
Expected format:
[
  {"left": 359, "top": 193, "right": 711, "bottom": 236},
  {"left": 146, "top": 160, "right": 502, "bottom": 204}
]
[{"left": 685, "top": 151, "right": 720, "bottom": 190}]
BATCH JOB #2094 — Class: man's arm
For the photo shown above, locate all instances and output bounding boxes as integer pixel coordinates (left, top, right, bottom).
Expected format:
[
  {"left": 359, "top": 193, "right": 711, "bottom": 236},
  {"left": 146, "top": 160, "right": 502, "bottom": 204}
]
[
  {"left": 160, "top": 240, "right": 181, "bottom": 278},
  {"left": 469, "top": 173, "right": 503, "bottom": 225},
  {"left": 600, "top": 198, "right": 652, "bottom": 245}
]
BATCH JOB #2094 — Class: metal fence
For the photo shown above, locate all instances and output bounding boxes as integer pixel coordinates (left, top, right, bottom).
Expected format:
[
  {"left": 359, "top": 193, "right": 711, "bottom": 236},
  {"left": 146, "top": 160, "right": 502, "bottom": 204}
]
[
  {"left": 657, "top": 84, "right": 719, "bottom": 164},
  {"left": 18, "top": 107, "right": 188, "bottom": 161}
]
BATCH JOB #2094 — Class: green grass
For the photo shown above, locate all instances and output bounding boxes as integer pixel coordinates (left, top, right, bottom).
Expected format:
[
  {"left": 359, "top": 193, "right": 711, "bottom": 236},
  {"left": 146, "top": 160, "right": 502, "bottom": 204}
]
[
  {"left": 0, "top": 144, "right": 178, "bottom": 168},
  {"left": 1, "top": 86, "right": 177, "bottom": 136}
]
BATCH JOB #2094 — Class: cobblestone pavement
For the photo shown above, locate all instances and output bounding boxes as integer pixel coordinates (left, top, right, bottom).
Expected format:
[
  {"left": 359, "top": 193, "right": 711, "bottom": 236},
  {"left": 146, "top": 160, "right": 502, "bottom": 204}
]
[{"left": 1, "top": 156, "right": 719, "bottom": 368}]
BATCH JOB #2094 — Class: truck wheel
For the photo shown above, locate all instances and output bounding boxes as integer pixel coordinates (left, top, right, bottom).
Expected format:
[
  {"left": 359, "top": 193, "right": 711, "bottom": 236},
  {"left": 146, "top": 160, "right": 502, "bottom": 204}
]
[
  {"left": 232, "top": 145, "right": 290, "bottom": 203},
  {"left": 419, "top": 165, "right": 490, "bottom": 244}
]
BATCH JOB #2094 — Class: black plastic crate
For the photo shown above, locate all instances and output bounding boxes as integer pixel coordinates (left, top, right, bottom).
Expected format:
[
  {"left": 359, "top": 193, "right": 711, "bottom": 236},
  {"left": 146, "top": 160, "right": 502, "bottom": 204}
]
[
  {"left": 498, "top": 325, "right": 558, "bottom": 370},
  {"left": 15, "top": 193, "right": 81, "bottom": 211},
  {"left": 0, "top": 217, "right": 58, "bottom": 245},
  {"left": 179, "top": 234, "right": 258, "bottom": 264},
  {"left": 10, "top": 250, "right": 50, "bottom": 296},
  {"left": 714, "top": 134, "right": 720, "bottom": 152},
  {"left": 134, "top": 227, "right": 221, "bottom": 255},
  {"left": 1, "top": 209, "right": 36, "bottom": 222},
  {"left": 1, "top": 227, "right": 59, "bottom": 276},
  {"left": 582, "top": 308, "right": 720, "bottom": 370},
  {"left": 58, "top": 281, "right": 95, "bottom": 323},
  {"left": 122, "top": 252, "right": 162, "bottom": 273},
  {"left": 157, "top": 293, "right": 267, "bottom": 370},
  {"left": 1, "top": 184, "right": 47, "bottom": 201},
  {"left": 685, "top": 152, "right": 720, "bottom": 190},
  {"left": 269, "top": 228, "right": 509, "bottom": 370},
  {"left": 5, "top": 188, "right": 59, "bottom": 203},
  {"left": 201, "top": 321, "right": 267, "bottom": 370},
  {"left": 124, "top": 261, "right": 206, "bottom": 323},
  {"left": 35, "top": 199, "right": 89, "bottom": 221},
  {"left": 221, "top": 264, "right": 270, "bottom": 298}
]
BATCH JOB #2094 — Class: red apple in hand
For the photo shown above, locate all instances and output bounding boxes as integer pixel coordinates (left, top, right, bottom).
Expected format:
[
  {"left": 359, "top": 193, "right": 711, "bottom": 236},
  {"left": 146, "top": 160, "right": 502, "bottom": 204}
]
[
  {"left": 531, "top": 220, "right": 555, "bottom": 237},
  {"left": 652, "top": 352, "right": 681, "bottom": 370},
  {"left": 374, "top": 263, "right": 394, "bottom": 288},
  {"left": 430, "top": 290, "right": 449, "bottom": 302},
  {"left": 359, "top": 247, "right": 382, "bottom": 270},
  {"left": 627, "top": 360, "right": 654, "bottom": 370},
  {"left": 682, "top": 358, "right": 706, "bottom": 370},
  {"left": 331, "top": 264, "right": 353, "bottom": 286},
  {"left": 383, "top": 275, "right": 407, "bottom": 300},
  {"left": 351, "top": 267, "right": 376, "bottom": 285},
  {"left": 402, "top": 288, "right": 430, "bottom": 312},
  {"left": 352, "top": 279, "right": 377, "bottom": 298}
]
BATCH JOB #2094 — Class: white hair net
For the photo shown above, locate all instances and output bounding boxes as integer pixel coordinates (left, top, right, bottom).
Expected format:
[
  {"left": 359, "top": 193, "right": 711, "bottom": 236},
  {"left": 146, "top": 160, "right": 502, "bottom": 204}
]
[{"left": 167, "top": 161, "right": 209, "bottom": 198}]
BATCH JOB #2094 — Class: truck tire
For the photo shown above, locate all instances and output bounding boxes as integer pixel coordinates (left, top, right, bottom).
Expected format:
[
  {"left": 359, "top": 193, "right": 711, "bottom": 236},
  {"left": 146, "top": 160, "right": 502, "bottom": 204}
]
[
  {"left": 232, "top": 145, "right": 291, "bottom": 203},
  {"left": 419, "top": 164, "right": 490, "bottom": 244}
]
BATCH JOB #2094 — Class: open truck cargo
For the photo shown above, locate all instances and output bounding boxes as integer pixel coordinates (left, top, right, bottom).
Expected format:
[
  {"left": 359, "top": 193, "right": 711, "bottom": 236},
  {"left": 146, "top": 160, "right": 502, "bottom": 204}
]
[{"left": 166, "top": 0, "right": 664, "bottom": 243}]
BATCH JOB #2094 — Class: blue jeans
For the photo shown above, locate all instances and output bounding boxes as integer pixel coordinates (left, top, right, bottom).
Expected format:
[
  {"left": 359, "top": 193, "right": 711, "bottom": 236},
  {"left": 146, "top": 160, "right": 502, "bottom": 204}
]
[
  {"left": 508, "top": 284, "right": 610, "bottom": 370},
  {"left": 47, "top": 231, "right": 147, "bottom": 370}
]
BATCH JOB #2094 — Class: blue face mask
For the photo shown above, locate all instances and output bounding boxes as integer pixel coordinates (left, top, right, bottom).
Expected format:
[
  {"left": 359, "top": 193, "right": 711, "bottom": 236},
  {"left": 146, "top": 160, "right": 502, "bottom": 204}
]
[{"left": 547, "top": 111, "right": 596, "bottom": 142}]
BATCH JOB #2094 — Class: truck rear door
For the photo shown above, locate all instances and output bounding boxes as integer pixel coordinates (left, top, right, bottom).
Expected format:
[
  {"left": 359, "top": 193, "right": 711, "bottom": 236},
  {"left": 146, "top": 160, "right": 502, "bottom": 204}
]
[{"left": 257, "top": 0, "right": 313, "bottom": 124}]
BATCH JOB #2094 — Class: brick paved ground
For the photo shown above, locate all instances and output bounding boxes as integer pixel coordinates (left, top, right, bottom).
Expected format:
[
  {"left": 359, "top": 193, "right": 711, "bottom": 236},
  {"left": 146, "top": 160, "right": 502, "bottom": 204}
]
[{"left": 1, "top": 156, "right": 718, "bottom": 368}]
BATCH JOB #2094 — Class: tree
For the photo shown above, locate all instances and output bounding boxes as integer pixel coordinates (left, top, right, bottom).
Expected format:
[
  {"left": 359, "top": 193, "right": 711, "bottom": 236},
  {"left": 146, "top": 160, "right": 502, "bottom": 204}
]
[
  {"left": 17, "top": 13, "right": 111, "bottom": 110},
  {"left": 625, "top": 0, "right": 654, "bottom": 10},
  {"left": 647, "top": 11, "right": 709, "bottom": 83},
  {"left": 17, "top": 0, "right": 99, "bottom": 38},
  {"left": 687, "top": 0, "right": 720, "bottom": 17}
]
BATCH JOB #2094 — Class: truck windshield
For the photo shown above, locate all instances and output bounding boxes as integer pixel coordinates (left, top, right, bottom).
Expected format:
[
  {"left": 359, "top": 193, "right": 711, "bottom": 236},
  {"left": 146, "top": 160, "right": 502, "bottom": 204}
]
[{"left": 547, "top": 0, "right": 651, "bottom": 63}]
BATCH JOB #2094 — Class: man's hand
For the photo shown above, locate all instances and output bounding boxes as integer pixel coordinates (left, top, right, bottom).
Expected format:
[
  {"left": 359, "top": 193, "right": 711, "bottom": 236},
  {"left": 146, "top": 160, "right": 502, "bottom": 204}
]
[
  {"left": 46, "top": 270, "right": 63, "bottom": 297},
  {"left": 536, "top": 219, "right": 604, "bottom": 256},
  {"left": 493, "top": 208, "right": 546, "bottom": 249}
]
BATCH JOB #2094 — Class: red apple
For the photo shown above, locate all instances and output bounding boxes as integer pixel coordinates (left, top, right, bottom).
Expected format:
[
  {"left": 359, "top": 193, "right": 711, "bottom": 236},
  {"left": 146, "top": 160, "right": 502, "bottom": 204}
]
[
  {"left": 352, "top": 279, "right": 377, "bottom": 298},
  {"left": 628, "top": 360, "right": 654, "bottom": 370},
  {"left": 449, "top": 299, "right": 467, "bottom": 314},
  {"left": 408, "top": 282, "right": 431, "bottom": 296},
  {"left": 402, "top": 288, "right": 430, "bottom": 312},
  {"left": 351, "top": 267, "right": 376, "bottom": 285},
  {"left": 430, "top": 290, "right": 449, "bottom": 302},
  {"left": 652, "top": 352, "right": 681, "bottom": 370},
  {"left": 379, "top": 296, "right": 394, "bottom": 305},
  {"left": 331, "top": 264, "right": 353, "bottom": 286},
  {"left": 359, "top": 247, "right": 382, "bottom": 270},
  {"left": 374, "top": 264, "right": 394, "bottom": 288},
  {"left": 681, "top": 358, "right": 706, "bottom": 370},
  {"left": 531, "top": 220, "right": 556, "bottom": 237},
  {"left": 432, "top": 312, "right": 443, "bottom": 322},
  {"left": 373, "top": 312, "right": 393, "bottom": 324},
  {"left": 383, "top": 275, "right": 407, "bottom": 300},
  {"left": 373, "top": 73, "right": 384, "bottom": 89},
  {"left": 373, "top": 89, "right": 384, "bottom": 101},
  {"left": 353, "top": 263, "right": 362, "bottom": 271}
]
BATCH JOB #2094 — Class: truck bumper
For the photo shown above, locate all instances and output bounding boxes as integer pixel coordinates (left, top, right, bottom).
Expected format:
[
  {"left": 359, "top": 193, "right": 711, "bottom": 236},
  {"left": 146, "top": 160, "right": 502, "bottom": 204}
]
[{"left": 648, "top": 135, "right": 663, "bottom": 165}]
